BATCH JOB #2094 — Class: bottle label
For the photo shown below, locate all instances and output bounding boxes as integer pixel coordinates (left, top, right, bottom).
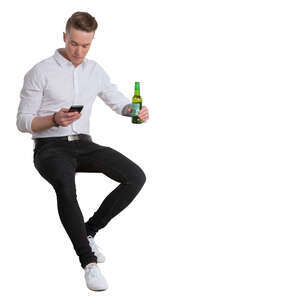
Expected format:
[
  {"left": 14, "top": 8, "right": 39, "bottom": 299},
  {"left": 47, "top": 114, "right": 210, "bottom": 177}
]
[{"left": 132, "top": 103, "right": 140, "bottom": 117}]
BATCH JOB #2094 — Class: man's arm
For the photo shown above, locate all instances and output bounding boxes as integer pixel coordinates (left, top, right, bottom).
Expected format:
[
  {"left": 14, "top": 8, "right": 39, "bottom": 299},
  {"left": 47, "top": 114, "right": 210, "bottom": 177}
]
[
  {"left": 97, "top": 64, "right": 132, "bottom": 117},
  {"left": 31, "top": 115, "right": 57, "bottom": 132},
  {"left": 121, "top": 103, "right": 132, "bottom": 117},
  {"left": 31, "top": 109, "right": 81, "bottom": 132},
  {"left": 17, "top": 66, "right": 81, "bottom": 133},
  {"left": 16, "top": 66, "right": 45, "bottom": 133}
]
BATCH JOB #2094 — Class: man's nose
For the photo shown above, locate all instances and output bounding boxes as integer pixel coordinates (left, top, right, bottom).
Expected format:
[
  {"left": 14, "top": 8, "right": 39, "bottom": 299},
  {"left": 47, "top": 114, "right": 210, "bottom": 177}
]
[{"left": 75, "top": 47, "right": 83, "bottom": 56}]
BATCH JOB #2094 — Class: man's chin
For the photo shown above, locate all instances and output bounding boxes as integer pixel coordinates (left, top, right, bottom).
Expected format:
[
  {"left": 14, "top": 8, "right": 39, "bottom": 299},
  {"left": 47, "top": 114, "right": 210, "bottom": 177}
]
[{"left": 72, "top": 58, "right": 83, "bottom": 65}]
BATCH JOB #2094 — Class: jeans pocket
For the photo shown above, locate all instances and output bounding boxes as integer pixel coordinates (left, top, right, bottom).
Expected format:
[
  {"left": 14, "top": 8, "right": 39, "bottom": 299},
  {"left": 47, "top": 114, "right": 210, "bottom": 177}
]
[{"left": 33, "top": 141, "right": 56, "bottom": 160}]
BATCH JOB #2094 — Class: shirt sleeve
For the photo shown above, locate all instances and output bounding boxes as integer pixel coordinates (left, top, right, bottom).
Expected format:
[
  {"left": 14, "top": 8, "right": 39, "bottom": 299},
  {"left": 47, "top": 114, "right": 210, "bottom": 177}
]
[
  {"left": 16, "top": 66, "right": 44, "bottom": 133},
  {"left": 97, "top": 64, "right": 132, "bottom": 117}
]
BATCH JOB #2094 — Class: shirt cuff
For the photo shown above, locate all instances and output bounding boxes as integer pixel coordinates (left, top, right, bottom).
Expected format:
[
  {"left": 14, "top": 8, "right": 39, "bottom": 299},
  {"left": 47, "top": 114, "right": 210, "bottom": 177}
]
[
  {"left": 16, "top": 113, "right": 36, "bottom": 134},
  {"left": 121, "top": 103, "right": 132, "bottom": 117}
]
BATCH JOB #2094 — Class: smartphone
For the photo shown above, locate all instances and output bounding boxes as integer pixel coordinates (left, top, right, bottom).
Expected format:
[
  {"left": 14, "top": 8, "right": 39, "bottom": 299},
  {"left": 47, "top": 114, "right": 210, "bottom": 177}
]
[{"left": 69, "top": 105, "right": 84, "bottom": 113}]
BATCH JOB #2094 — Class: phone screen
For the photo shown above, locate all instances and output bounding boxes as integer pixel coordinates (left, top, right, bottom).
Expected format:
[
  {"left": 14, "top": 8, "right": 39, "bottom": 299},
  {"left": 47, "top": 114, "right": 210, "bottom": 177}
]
[{"left": 69, "top": 105, "right": 83, "bottom": 113}]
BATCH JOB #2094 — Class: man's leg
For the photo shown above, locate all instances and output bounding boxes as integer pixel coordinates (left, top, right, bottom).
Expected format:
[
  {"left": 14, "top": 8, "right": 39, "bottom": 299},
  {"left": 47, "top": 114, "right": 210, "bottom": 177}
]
[
  {"left": 34, "top": 145, "right": 97, "bottom": 268},
  {"left": 76, "top": 143, "right": 146, "bottom": 237}
]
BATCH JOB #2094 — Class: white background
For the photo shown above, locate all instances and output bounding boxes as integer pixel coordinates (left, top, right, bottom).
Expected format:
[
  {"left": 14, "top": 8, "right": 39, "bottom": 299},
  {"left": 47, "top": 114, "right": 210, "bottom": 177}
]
[{"left": 1, "top": 0, "right": 300, "bottom": 299}]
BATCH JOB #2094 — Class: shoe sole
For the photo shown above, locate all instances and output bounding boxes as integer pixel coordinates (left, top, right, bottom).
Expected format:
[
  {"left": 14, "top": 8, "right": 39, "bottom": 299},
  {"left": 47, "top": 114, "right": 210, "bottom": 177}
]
[{"left": 87, "top": 286, "right": 108, "bottom": 292}]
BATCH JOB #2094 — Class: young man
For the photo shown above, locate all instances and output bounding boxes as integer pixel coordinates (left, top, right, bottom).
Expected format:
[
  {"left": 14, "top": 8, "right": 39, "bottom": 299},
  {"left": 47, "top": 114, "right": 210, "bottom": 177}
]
[{"left": 16, "top": 11, "right": 149, "bottom": 291}]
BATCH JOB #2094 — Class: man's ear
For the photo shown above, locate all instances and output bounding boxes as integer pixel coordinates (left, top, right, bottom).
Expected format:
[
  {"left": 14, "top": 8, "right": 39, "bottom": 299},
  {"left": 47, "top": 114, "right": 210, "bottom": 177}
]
[{"left": 63, "top": 32, "right": 66, "bottom": 43}]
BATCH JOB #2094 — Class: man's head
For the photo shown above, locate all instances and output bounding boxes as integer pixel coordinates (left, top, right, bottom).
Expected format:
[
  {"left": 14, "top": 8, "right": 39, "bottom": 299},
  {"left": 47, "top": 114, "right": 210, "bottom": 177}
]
[{"left": 63, "top": 11, "right": 98, "bottom": 67}]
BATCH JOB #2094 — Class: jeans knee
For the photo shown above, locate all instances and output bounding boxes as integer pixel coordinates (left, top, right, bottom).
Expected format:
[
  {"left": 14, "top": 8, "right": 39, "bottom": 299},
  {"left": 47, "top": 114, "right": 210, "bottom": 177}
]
[
  {"left": 131, "top": 166, "right": 146, "bottom": 187},
  {"left": 140, "top": 168, "right": 146, "bottom": 185},
  {"left": 53, "top": 180, "right": 76, "bottom": 201}
]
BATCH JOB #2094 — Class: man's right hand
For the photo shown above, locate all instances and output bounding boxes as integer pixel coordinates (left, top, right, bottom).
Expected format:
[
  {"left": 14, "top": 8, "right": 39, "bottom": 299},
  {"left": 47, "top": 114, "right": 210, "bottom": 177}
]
[{"left": 54, "top": 108, "right": 81, "bottom": 127}]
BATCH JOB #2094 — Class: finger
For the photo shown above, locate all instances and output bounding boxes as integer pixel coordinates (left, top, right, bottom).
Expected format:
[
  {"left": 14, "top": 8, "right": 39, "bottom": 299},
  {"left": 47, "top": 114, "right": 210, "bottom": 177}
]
[
  {"left": 61, "top": 108, "right": 70, "bottom": 113},
  {"left": 71, "top": 113, "right": 81, "bottom": 120},
  {"left": 139, "top": 108, "right": 147, "bottom": 114},
  {"left": 61, "top": 116, "right": 79, "bottom": 122},
  {"left": 139, "top": 116, "right": 148, "bottom": 122},
  {"left": 65, "top": 112, "right": 79, "bottom": 117},
  {"left": 139, "top": 116, "right": 148, "bottom": 121},
  {"left": 61, "top": 115, "right": 78, "bottom": 122},
  {"left": 61, "top": 119, "right": 78, "bottom": 126},
  {"left": 139, "top": 112, "right": 149, "bottom": 118},
  {"left": 62, "top": 114, "right": 77, "bottom": 119}
]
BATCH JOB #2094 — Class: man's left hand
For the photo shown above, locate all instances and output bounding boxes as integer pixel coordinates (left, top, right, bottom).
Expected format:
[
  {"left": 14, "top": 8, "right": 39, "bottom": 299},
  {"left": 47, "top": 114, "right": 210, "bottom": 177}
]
[{"left": 128, "top": 105, "right": 149, "bottom": 122}]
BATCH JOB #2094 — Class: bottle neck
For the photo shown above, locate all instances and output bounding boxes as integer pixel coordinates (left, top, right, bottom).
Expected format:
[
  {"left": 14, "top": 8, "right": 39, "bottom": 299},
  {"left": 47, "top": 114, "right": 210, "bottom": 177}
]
[
  {"left": 134, "top": 82, "right": 140, "bottom": 97},
  {"left": 134, "top": 89, "right": 140, "bottom": 97}
]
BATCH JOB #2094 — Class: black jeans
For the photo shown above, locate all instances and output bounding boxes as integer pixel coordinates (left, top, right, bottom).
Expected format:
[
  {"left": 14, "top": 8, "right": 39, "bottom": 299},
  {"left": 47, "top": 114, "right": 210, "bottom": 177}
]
[{"left": 33, "top": 137, "right": 146, "bottom": 268}]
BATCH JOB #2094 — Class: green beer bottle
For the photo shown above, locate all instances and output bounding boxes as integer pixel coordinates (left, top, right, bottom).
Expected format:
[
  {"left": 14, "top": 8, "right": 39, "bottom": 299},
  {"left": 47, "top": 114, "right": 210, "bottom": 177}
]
[{"left": 131, "top": 81, "right": 143, "bottom": 124}]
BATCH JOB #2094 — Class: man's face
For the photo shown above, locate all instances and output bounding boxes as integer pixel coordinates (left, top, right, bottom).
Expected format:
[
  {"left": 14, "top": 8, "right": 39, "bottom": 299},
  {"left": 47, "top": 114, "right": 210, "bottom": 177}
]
[{"left": 63, "top": 27, "right": 94, "bottom": 67}]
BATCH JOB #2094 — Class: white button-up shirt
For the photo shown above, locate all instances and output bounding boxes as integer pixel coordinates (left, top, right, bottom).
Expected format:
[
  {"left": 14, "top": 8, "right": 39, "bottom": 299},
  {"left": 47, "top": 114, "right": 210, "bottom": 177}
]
[{"left": 17, "top": 48, "right": 132, "bottom": 138}]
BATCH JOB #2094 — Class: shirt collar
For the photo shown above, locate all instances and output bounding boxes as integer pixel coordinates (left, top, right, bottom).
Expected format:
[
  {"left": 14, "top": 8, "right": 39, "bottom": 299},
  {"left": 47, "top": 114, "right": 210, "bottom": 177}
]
[{"left": 54, "top": 48, "right": 86, "bottom": 68}]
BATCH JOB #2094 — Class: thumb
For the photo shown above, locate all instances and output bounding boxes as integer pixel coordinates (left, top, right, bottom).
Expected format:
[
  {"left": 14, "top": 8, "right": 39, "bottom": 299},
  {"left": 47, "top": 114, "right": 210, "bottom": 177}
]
[{"left": 128, "top": 108, "right": 132, "bottom": 112}]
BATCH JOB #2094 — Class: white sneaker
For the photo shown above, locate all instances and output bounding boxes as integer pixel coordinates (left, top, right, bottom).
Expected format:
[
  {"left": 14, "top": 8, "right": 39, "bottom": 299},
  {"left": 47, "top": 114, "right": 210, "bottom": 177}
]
[
  {"left": 84, "top": 263, "right": 108, "bottom": 291},
  {"left": 87, "top": 235, "right": 106, "bottom": 263}
]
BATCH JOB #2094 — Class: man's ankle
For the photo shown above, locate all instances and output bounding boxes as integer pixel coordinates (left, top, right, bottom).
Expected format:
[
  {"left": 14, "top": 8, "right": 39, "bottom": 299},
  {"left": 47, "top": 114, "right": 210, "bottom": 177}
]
[{"left": 84, "top": 262, "right": 97, "bottom": 269}]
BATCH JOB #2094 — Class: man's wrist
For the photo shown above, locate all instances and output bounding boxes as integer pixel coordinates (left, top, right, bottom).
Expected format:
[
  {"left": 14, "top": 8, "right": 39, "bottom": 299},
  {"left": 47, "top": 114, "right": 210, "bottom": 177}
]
[
  {"left": 52, "top": 113, "right": 59, "bottom": 127},
  {"left": 121, "top": 103, "right": 132, "bottom": 117}
]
